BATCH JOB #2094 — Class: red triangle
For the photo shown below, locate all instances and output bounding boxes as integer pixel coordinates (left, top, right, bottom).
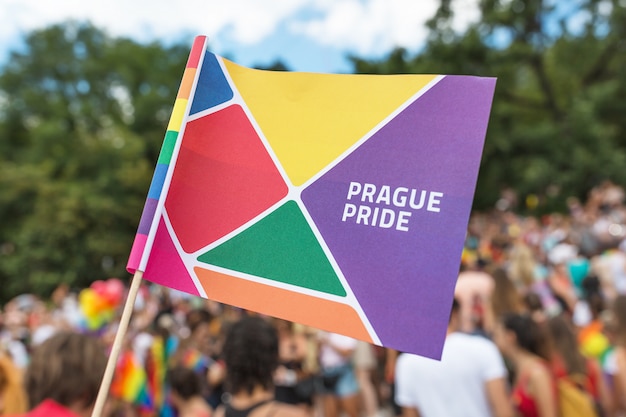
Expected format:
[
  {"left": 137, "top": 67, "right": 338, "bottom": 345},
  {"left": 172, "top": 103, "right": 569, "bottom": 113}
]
[
  {"left": 143, "top": 217, "right": 200, "bottom": 296},
  {"left": 166, "top": 105, "right": 288, "bottom": 253}
]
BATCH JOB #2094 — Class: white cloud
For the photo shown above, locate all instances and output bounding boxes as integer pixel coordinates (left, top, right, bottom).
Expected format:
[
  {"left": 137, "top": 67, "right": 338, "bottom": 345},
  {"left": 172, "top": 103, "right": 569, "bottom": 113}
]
[
  {"left": 449, "top": 0, "right": 481, "bottom": 33},
  {"left": 290, "top": 0, "right": 481, "bottom": 56},
  {"left": 597, "top": 0, "right": 613, "bottom": 18},
  {"left": 0, "top": 0, "right": 482, "bottom": 70},
  {"left": 0, "top": 0, "right": 307, "bottom": 48},
  {"left": 290, "top": 0, "right": 436, "bottom": 55}
]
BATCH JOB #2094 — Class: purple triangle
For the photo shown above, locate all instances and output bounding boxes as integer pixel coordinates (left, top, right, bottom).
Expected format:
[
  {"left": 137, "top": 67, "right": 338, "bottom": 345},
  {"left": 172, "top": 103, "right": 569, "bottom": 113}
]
[
  {"left": 143, "top": 217, "right": 200, "bottom": 296},
  {"left": 301, "top": 76, "right": 495, "bottom": 358}
]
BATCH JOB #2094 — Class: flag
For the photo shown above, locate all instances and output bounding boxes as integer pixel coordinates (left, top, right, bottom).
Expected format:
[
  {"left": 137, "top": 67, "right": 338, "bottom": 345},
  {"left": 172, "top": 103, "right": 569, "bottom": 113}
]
[
  {"left": 146, "top": 337, "right": 167, "bottom": 412},
  {"left": 111, "top": 350, "right": 152, "bottom": 411},
  {"left": 127, "top": 35, "right": 496, "bottom": 359},
  {"left": 181, "top": 348, "right": 211, "bottom": 373}
]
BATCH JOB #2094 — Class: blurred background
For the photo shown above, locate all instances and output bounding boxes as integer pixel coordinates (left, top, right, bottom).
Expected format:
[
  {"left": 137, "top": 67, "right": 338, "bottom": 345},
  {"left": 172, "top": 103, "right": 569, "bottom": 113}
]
[{"left": 0, "top": 0, "right": 624, "bottom": 301}]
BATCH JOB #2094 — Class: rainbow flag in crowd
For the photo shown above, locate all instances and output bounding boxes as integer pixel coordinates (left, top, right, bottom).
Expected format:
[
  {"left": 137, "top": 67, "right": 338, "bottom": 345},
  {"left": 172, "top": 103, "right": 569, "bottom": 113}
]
[
  {"left": 146, "top": 338, "right": 166, "bottom": 411},
  {"left": 127, "top": 35, "right": 496, "bottom": 359},
  {"left": 111, "top": 350, "right": 152, "bottom": 412},
  {"left": 181, "top": 348, "right": 211, "bottom": 373},
  {"left": 151, "top": 336, "right": 179, "bottom": 417},
  {"left": 579, "top": 320, "right": 611, "bottom": 362}
]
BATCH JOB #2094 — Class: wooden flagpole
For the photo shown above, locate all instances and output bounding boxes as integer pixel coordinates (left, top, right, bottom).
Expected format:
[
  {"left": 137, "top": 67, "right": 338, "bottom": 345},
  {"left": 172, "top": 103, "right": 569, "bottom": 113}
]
[{"left": 90, "top": 270, "right": 144, "bottom": 417}]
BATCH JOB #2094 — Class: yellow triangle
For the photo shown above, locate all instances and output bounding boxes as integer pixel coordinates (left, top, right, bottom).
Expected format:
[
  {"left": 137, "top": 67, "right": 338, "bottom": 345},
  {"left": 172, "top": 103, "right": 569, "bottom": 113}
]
[{"left": 224, "top": 59, "right": 437, "bottom": 186}]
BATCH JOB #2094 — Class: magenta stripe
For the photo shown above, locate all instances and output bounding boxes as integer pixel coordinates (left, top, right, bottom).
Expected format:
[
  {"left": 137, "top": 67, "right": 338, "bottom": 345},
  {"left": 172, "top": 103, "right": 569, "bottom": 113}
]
[{"left": 127, "top": 233, "right": 148, "bottom": 273}]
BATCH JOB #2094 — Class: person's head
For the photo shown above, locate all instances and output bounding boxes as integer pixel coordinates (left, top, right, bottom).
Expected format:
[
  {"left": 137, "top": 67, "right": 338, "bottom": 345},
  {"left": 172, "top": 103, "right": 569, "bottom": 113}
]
[
  {"left": 494, "top": 313, "right": 550, "bottom": 360},
  {"left": 547, "top": 314, "right": 586, "bottom": 375},
  {"left": 187, "top": 308, "right": 213, "bottom": 335},
  {"left": 581, "top": 275, "right": 601, "bottom": 299},
  {"left": 611, "top": 295, "right": 626, "bottom": 345},
  {"left": 491, "top": 267, "right": 524, "bottom": 318},
  {"left": 273, "top": 318, "right": 293, "bottom": 336},
  {"left": 448, "top": 298, "right": 460, "bottom": 330},
  {"left": 25, "top": 332, "right": 107, "bottom": 412},
  {"left": 587, "top": 292, "right": 605, "bottom": 320},
  {"left": 523, "top": 291, "right": 548, "bottom": 323},
  {"left": 0, "top": 354, "right": 28, "bottom": 415},
  {"left": 222, "top": 315, "right": 279, "bottom": 395},
  {"left": 523, "top": 292, "right": 543, "bottom": 312},
  {"left": 186, "top": 308, "right": 213, "bottom": 351},
  {"left": 168, "top": 366, "right": 204, "bottom": 406},
  {"left": 508, "top": 242, "right": 536, "bottom": 288}
]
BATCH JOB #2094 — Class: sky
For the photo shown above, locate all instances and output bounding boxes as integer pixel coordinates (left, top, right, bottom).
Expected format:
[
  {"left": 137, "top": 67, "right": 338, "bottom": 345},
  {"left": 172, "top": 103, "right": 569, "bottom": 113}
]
[{"left": 0, "top": 0, "right": 483, "bottom": 74}]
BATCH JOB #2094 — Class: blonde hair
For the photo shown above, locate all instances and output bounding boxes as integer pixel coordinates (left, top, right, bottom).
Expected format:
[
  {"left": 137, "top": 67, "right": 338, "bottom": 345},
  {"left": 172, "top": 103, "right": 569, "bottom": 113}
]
[
  {"left": 508, "top": 242, "right": 536, "bottom": 288},
  {"left": 0, "top": 354, "right": 28, "bottom": 414}
]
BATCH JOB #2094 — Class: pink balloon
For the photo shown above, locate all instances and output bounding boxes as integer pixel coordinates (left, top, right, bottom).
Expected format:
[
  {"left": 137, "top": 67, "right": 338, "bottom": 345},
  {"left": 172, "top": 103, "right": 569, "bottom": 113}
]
[
  {"left": 91, "top": 280, "right": 107, "bottom": 296},
  {"left": 104, "top": 278, "right": 125, "bottom": 305}
]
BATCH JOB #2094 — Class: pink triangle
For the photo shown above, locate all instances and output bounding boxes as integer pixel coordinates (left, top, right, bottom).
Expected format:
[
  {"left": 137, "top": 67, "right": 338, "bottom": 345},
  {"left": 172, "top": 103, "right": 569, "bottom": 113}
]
[{"left": 143, "top": 217, "right": 200, "bottom": 296}]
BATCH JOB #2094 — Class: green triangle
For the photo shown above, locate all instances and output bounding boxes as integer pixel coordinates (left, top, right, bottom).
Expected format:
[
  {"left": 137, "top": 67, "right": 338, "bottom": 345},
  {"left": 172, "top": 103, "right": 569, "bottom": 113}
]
[{"left": 197, "top": 201, "right": 346, "bottom": 297}]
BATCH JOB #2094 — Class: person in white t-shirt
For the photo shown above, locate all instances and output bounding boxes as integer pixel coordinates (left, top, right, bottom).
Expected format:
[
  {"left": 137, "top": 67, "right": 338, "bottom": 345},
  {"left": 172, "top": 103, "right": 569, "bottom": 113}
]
[
  {"left": 318, "top": 332, "right": 359, "bottom": 417},
  {"left": 395, "top": 299, "right": 513, "bottom": 417}
]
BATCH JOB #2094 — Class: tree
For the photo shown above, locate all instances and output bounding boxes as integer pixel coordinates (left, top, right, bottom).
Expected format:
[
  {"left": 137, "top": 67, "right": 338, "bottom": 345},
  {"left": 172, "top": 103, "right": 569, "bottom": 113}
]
[
  {"left": 0, "top": 21, "right": 191, "bottom": 300},
  {"left": 351, "top": 0, "right": 626, "bottom": 212}
]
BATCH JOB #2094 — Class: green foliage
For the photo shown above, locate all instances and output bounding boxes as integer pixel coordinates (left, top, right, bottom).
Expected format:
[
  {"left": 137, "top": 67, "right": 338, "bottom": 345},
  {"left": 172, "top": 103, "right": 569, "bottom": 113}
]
[
  {"left": 0, "top": 21, "right": 190, "bottom": 301},
  {"left": 351, "top": 0, "right": 626, "bottom": 213}
]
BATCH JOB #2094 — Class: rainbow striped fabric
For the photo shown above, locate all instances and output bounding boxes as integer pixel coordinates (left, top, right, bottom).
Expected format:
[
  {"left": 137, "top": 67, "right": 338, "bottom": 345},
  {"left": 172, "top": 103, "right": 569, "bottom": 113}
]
[{"left": 111, "top": 350, "right": 151, "bottom": 410}]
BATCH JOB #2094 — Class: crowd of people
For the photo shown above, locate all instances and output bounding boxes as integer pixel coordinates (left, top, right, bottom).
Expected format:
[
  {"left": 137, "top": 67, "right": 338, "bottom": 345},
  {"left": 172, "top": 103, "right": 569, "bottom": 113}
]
[
  {"left": 0, "top": 276, "right": 388, "bottom": 417},
  {"left": 3, "top": 180, "right": 626, "bottom": 417}
]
